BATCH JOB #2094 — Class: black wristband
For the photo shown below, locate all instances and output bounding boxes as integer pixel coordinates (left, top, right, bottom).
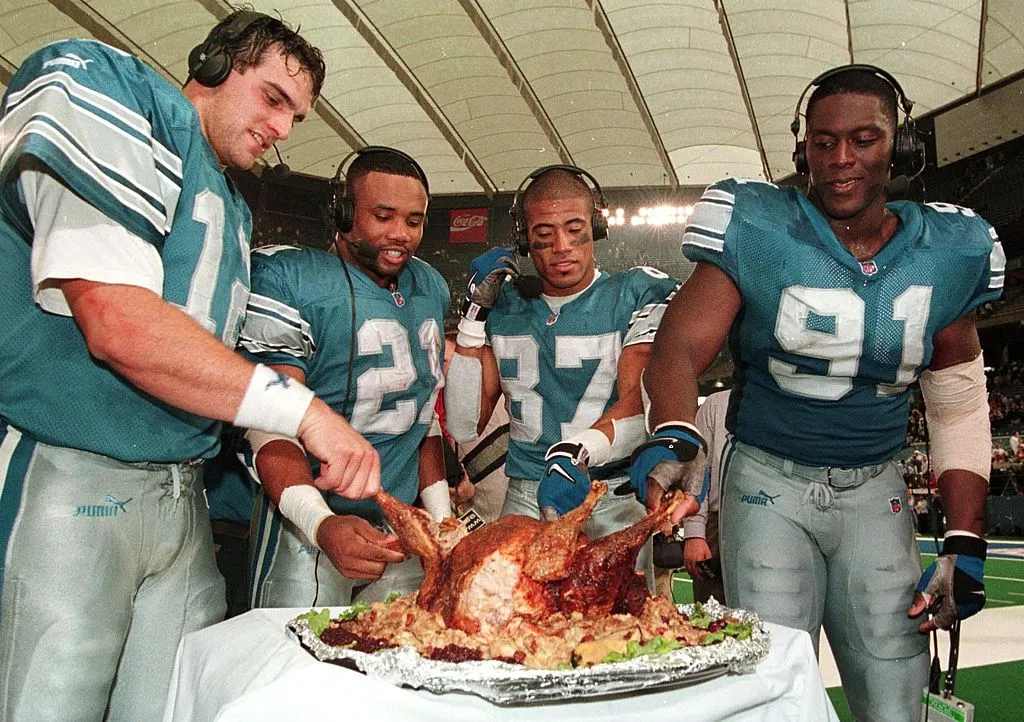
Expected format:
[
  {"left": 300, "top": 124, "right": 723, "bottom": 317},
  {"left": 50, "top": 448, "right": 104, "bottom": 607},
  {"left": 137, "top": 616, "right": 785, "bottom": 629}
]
[
  {"left": 941, "top": 535, "right": 987, "bottom": 560},
  {"left": 460, "top": 296, "right": 490, "bottom": 321}
]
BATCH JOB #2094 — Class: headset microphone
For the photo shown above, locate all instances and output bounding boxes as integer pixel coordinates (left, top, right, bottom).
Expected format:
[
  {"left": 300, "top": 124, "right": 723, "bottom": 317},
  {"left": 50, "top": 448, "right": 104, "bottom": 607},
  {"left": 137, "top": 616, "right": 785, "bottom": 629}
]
[
  {"left": 345, "top": 237, "right": 380, "bottom": 265},
  {"left": 269, "top": 144, "right": 290, "bottom": 180},
  {"left": 514, "top": 274, "right": 543, "bottom": 299}
]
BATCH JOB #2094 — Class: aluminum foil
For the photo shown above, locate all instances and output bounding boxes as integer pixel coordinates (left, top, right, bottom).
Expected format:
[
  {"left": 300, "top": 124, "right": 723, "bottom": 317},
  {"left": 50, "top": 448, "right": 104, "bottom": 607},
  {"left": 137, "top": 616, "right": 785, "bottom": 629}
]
[{"left": 285, "top": 599, "right": 771, "bottom": 705}]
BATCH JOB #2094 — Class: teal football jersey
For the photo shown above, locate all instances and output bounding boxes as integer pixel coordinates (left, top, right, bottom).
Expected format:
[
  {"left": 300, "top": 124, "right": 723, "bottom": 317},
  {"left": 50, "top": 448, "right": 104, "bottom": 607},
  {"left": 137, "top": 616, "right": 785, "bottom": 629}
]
[
  {"left": 683, "top": 178, "right": 1005, "bottom": 467},
  {"left": 239, "top": 246, "right": 449, "bottom": 523},
  {"left": 0, "top": 40, "right": 252, "bottom": 462},
  {"left": 487, "top": 267, "right": 678, "bottom": 481}
]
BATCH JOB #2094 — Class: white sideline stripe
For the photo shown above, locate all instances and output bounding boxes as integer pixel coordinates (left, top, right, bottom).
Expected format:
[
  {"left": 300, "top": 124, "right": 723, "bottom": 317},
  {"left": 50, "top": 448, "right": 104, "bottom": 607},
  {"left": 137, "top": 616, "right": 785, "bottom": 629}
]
[
  {"left": 987, "top": 575, "right": 1024, "bottom": 583},
  {"left": 819, "top": 605, "right": 1024, "bottom": 688}
]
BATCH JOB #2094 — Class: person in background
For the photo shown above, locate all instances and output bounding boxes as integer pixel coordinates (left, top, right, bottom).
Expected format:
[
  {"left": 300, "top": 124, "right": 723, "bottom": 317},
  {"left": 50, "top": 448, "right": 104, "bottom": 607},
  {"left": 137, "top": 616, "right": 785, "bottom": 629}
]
[
  {"left": 683, "top": 389, "right": 730, "bottom": 605},
  {"left": 240, "top": 147, "right": 449, "bottom": 609},
  {"left": 445, "top": 165, "right": 679, "bottom": 584},
  {"left": 634, "top": 65, "right": 1002, "bottom": 721},
  {"left": 0, "top": 12, "right": 380, "bottom": 720}
]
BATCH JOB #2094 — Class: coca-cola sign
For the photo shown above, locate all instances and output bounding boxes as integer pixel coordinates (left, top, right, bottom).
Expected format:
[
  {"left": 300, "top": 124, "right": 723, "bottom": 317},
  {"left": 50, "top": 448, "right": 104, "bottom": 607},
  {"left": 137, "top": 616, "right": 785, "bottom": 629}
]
[{"left": 449, "top": 208, "right": 488, "bottom": 244}]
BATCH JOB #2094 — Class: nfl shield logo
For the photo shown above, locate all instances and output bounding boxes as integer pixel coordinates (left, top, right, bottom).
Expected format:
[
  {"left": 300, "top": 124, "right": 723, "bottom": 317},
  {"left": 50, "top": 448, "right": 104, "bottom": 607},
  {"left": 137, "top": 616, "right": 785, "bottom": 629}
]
[
  {"left": 392, "top": 291, "right": 405, "bottom": 307},
  {"left": 889, "top": 496, "right": 902, "bottom": 514},
  {"left": 859, "top": 260, "right": 878, "bottom": 276}
]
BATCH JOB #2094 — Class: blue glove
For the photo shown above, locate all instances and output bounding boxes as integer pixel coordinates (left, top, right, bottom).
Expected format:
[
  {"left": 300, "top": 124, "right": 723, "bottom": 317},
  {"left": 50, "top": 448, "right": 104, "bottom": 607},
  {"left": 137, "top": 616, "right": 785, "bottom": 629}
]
[
  {"left": 461, "top": 246, "right": 519, "bottom": 320},
  {"left": 537, "top": 441, "right": 591, "bottom": 517},
  {"left": 627, "top": 423, "right": 707, "bottom": 505},
  {"left": 914, "top": 535, "right": 986, "bottom": 629}
]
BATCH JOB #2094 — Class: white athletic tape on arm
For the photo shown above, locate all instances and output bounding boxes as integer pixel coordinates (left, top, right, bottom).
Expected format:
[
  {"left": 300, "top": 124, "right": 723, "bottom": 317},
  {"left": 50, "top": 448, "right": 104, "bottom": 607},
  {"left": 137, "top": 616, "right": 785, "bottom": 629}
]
[
  {"left": 444, "top": 353, "right": 483, "bottom": 443},
  {"left": 456, "top": 317, "right": 487, "bottom": 348},
  {"left": 919, "top": 354, "right": 991, "bottom": 482},
  {"left": 234, "top": 364, "right": 315, "bottom": 436},
  {"left": 278, "top": 484, "right": 333, "bottom": 549},
  {"left": 566, "top": 428, "right": 612, "bottom": 468},
  {"left": 420, "top": 479, "right": 452, "bottom": 521},
  {"left": 427, "top": 412, "right": 442, "bottom": 438},
  {"left": 609, "top": 414, "right": 646, "bottom": 462}
]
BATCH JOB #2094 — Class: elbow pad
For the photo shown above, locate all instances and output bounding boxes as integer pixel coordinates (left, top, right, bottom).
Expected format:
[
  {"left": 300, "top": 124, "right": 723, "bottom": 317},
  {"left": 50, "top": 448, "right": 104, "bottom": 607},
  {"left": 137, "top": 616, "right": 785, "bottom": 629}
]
[
  {"left": 919, "top": 354, "right": 991, "bottom": 482},
  {"left": 444, "top": 352, "right": 483, "bottom": 443}
]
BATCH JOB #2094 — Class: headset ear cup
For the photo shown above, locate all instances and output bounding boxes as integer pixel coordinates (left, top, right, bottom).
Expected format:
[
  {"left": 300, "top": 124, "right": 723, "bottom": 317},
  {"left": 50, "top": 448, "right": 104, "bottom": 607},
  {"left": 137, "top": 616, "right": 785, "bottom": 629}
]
[
  {"left": 591, "top": 211, "right": 608, "bottom": 241},
  {"left": 793, "top": 140, "right": 809, "bottom": 175},
  {"left": 334, "top": 197, "right": 355, "bottom": 234},
  {"left": 892, "top": 119, "right": 923, "bottom": 177}
]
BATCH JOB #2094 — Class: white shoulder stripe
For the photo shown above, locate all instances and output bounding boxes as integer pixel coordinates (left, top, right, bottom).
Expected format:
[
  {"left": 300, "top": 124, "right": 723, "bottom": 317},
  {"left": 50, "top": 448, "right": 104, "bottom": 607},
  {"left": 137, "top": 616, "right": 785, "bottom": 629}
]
[{"left": 2, "top": 120, "right": 169, "bottom": 233}]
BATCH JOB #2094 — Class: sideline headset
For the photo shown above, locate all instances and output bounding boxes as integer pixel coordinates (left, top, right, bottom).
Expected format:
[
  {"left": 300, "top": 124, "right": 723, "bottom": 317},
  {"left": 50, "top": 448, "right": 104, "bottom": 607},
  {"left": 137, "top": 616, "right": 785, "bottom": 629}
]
[
  {"left": 187, "top": 11, "right": 268, "bottom": 88},
  {"left": 509, "top": 164, "right": 608, "bottom": 256},
  {"left": 791, "top": 63, "right": 925, "bottom": 178},
  {"left": 326, "top": 146, "right": 430, "bottom": 234}
]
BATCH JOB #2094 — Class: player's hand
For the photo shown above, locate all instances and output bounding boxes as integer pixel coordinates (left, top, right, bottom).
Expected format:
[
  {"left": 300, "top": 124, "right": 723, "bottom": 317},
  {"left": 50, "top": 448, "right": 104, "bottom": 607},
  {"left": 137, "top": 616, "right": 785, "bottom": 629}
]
[
  {"left": 462, "top": 246, "right": 519, "bottom": 317},
  {"left": 297, "top": 398, "right": 380, "bottom": 498},
  {"left": 315, "top": 514, "right": 407, "bottom": 581},
  {"left": 908, "top": 535, "right": 986, "bottom": 632},
  {"left": 537, "top": 441, "right": 592, "bottom": 518},
  {"left": 628, "top": 423, "right": 707, "bottom": 522},
  {"left": 683, "top": 537, "right": 713, "bottom": 580}
]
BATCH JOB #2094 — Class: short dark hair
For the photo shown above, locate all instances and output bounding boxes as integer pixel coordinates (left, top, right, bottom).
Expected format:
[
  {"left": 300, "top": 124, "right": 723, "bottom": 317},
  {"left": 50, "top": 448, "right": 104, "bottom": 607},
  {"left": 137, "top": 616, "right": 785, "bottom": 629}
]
[
  {"left": 205, "top": 6, "right": 326, "bottom": 99},
  {"left": 805, "top": 67, "right": 899, "bottom": 133},
  {"left": 344, "top": 149, "right": 428, "bottom": 198},
  {"left": 522, "top": 168, "right": 593, "bottom": 209}
]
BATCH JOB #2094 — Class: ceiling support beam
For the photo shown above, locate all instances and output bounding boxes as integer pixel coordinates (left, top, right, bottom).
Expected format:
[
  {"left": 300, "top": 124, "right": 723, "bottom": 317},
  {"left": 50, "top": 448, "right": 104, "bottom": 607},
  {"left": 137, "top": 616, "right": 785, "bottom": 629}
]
[
  {"left": 715, "top": 0, "right": 772, "bottom": 182},
  {"left": 976, "top": 0, "right": 988, "bottom": 95},
  {"left": 48, "top": 0, "right": 176, "bottom": 83},
  {"left": 588, "top": 0, "right": 678, "bottom": 189},
  {"left": 333, "top": 0, "right": 495, "bottom": 196},
  {"left": 459, "top": 0, "right": 573, "bottom": 168}
]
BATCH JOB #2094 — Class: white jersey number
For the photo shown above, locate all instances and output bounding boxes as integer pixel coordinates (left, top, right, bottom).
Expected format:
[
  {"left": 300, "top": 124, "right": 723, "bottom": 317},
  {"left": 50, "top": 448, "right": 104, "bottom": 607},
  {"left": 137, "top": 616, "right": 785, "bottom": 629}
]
[
  {"left": 493, "top": 333, "right": 619, "bottom": 443},
  {"left": 769, "top": 285, "right": 932, "bottom": 400},
  {"left": 352, "top": 318, "right": 440, "bottom": 434},
  {"left": 186, "top": 190, "right": 250, "bottom": 345}
]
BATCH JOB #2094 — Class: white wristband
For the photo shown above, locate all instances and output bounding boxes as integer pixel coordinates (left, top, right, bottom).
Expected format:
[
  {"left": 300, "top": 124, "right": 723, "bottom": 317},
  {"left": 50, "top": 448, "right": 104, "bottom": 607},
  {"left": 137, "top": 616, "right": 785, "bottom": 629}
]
[
  {"left": 456, "top": 317, "right": 487, "bottom": 348},
  {"left": 278, "top": 484, "right": 333, "bottom": 549},
  {"left": 420, "top": 479, "right": 452, "bottom": 521},
  {"left": 235, "top": 364, "right": 315, "bottom": 436},
  {"left": 567, "top": 428, "right": 613, "bottom": 468}
]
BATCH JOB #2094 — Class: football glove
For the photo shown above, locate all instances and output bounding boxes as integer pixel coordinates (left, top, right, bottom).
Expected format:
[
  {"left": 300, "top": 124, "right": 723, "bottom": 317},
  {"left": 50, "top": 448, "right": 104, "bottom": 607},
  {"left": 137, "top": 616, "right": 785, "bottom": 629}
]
[
  {"left": 914, "top": 535, "right": 986, "bottom": 630},
  {"left": 537, "top": 441, "right": 591, "bottom": 518},
  {"left": 627, "top": 422, "right": 707, "bottom": 505},
  {"left": 461, "top": 246, "right": 519, "bottom": 320}
]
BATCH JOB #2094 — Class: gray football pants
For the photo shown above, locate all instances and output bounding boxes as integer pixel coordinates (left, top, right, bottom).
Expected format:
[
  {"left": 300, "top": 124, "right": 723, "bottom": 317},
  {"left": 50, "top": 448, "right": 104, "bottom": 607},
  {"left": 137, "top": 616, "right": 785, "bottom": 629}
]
[
  {"left": 248, "top": 487, "right": 424, "bottom": 609},
  {"left": 502, "top": 476, "right": 655, "bottom": 591},
  {"left": 720, "top": 441, "right": 928, "bottom": 722},
  {"left": 0, "top": 427, "right": 226, "bottom": 722}
]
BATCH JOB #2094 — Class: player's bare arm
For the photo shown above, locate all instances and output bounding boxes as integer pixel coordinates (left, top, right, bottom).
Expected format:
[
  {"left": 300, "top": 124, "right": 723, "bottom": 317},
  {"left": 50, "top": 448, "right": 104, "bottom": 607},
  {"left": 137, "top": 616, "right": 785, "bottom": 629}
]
[
  {"left": 644, "top": 263, "right": 740, "bottom": 429},
  {"left": 63, "top": 279, "right": 380, "bottom": 498}
]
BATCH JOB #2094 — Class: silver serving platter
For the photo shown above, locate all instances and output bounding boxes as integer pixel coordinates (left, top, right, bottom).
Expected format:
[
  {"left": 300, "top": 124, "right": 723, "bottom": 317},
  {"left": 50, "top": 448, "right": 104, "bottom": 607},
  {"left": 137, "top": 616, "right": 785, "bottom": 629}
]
[{"left": 285, "top": 599, "right": 771, "bottom": 705}]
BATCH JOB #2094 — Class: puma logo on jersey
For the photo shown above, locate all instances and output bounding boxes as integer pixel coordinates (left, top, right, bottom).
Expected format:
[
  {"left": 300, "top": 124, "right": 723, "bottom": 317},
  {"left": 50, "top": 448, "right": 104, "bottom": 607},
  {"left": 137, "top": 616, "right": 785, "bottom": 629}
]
[
  {"left": 740, "top": 490, "right": 780, "bottom": 506},
  {"left": 73, "top": 495, "right": 133, "bottom": 517},
  {"left": 43, "top": 54, "right": 93, "bottom": 71},
  {"left": 265, "top": 373, "right": 291, "bottom": 390}
]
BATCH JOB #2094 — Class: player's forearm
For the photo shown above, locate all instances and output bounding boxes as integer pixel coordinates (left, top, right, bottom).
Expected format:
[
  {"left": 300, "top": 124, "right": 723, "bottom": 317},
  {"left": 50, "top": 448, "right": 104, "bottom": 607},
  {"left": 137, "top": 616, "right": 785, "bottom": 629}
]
[
  {"left": 644, "top": 344, "right": 701, "bottom": 429},
  {"left": 445, "top": 345, "right": 500, "bottom": 441},
  {"left": 937, "top": 471, "right": 988, "bottom": 537},
  {"left": 64, "top": 280, "right": 257, "bottom": 422},
  {"left": 254, "top": 440, "right": 316, "bottom": 506},
  {"left": 418, "top": 433, "right": 447, "bottom": 491}
]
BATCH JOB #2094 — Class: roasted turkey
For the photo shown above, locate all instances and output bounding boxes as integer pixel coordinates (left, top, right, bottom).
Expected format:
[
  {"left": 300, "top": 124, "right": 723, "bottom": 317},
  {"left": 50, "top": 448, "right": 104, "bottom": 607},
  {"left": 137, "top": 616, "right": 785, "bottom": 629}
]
[{"left": 374, "top": 481, "right": 680, "bottom": 635}]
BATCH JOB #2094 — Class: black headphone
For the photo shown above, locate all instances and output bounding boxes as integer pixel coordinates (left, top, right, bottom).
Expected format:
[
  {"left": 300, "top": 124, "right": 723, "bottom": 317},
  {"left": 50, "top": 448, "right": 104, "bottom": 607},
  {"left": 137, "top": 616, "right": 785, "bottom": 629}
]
[
  {"left": 187, "top": 11, "right": 268, "bottom": 88},
  {"left": 791, "top": 64, "right": 925, "bottom": 178},
  {"left": 509, "top": 164, "right": 608, "bottom": 257},
  {"left": 327, "top": 146, "right": 430, "bottom": 234}
]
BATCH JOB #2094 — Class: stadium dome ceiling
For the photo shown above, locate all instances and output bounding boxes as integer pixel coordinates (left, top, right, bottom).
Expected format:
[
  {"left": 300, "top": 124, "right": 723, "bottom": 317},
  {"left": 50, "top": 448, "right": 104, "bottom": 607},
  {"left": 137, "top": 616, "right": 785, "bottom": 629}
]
[{"left": 3, "top": 0, "right": 1024, "bottom": 195}]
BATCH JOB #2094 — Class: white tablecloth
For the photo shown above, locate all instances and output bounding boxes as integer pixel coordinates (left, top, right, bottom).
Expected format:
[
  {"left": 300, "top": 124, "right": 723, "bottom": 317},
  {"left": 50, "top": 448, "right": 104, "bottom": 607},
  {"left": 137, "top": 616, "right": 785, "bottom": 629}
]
[{"left": 164, "top": 607, "right": 839, "bottom": 722}]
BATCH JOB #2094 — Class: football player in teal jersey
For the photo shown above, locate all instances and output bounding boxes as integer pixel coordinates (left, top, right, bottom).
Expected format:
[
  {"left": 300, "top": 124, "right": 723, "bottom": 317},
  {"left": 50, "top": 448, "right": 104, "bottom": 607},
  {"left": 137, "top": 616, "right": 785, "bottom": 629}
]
[
  {"left": 446, "top": 167, "right": 679, "bottom": 586},
  {"left": 241, "top": 148, "right": 451, "bottom": 609},
  {"left": 635, "top": 66, "right": 1003, "bottom": 721},
  {"left": 0, "top": 13, "right": 380, "bottom": 721}
]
